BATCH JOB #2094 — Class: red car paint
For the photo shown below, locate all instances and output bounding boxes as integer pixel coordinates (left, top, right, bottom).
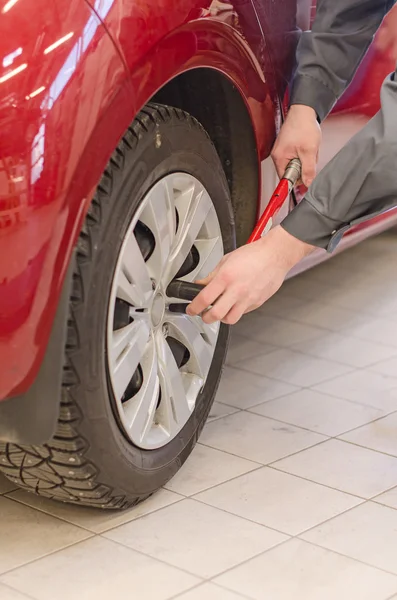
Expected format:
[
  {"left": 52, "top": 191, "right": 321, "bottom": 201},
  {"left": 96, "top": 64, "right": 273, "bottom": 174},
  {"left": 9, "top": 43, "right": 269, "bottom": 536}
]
[{"left": 0, "top": 0, "right": 394, "bottom": 401}]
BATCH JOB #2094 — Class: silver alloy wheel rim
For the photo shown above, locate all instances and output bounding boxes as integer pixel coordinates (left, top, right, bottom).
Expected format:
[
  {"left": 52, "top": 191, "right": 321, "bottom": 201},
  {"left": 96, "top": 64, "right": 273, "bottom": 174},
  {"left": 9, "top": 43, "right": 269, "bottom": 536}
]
[{"left": 107, "top": 173, "right": 224, "bottom": 450}]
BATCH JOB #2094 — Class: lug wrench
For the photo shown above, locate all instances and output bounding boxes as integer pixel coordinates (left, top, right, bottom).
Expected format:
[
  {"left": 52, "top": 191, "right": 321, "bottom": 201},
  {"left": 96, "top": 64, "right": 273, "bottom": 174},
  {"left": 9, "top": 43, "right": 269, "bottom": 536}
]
[{"left": 167, "top": 158, "right": 302, "bottom": 309}]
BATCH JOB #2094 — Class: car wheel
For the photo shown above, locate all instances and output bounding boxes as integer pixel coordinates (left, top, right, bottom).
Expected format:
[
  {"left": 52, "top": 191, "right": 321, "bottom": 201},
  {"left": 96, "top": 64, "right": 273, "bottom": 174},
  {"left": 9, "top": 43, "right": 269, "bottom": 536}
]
[{"left": 0, "top": 104, "right": 235, "bottom": 508}]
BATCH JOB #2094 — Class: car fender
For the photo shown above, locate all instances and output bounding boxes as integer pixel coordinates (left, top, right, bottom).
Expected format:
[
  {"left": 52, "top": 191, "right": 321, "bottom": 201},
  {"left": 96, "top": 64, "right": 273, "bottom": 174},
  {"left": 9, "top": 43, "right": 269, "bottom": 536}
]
[{"left": 0, "top": 0, "right": 131, "bottom": 401}]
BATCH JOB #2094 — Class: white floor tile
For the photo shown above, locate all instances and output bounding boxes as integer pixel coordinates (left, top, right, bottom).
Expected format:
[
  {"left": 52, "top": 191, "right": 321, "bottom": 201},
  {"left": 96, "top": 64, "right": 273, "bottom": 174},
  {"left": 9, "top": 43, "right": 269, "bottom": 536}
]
[
  {"left": 215, "top": 366, "right": 298, "bottom": 410},
  {"left": 274, "top": 439, "right": 397, "bottom": 498},
  {"left": 208, "top": 402, "right": 240, "bottom": 422},
  {"left": 103, "top": 499, "right": 287, "bottom": 578},
  {"left": 1, "top": 537, "right": 199, "bottom": 600},
  {"left": 374, "top": 486, "right": 397, "bottom": 509},
  {"left": 165, "top": 444, "right": 258, "bottom": 496},
  {"left": 175, "top": 582, "right": 250, "bottom": 600},
  {"left": 340, "top": 412, "right": 397, "bottom": 457},
  {"left": 239, "top": 348, "right": 352, "bottom": 386},
  {"left": 371, "top": 356, "right": 397, "bottom": 378},
  {"left": 313, "top": 370, "right": 397, "bottom": 411},
  {"left": 301, "top": 502, "right": 397, "bottom": 575},
  {"left": 233, "top": 313, "right": 323, "bottom": 347},
  {"left": 282, "top": 276, "right": 335, "bottom": 302},
  {"left": 255, "top": 292, "right": 305, "bottom": 318},
  {"left": 249, "top": 389, "right": 383, "bottom": 436},
  {"left": 0, "top": 496, "right": 91, "bottom": 574},
  {"left": 215, "top": 538, "right": 397, "bottom": 600},
  {"left": 6, "top": 488, "right": 182, "bottom": 534},
  {"left": 346, "top": 317, "right": 397, "bottom": 348},
  {"left": 200, "top": 411, "right": 325, "bottom": 464},
  {"left": 0, "top": 585, "right": 32, "bottom": 600},
  {"left": 194, "top": 467, "right": 362, "bottom": 535},
  {"left": 282, "top": 300, "right": 366, "bottom": 332},
  {"left": 226, "top": 333, "right": 276, "bottom": 366},
  {"left": 294, "top": 332, "right": 397, "bottom": 368}
]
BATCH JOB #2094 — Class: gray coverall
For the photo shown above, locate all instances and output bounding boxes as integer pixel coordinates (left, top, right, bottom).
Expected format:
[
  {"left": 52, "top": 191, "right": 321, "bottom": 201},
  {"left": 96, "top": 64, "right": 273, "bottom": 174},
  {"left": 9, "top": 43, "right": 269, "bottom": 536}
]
[{"left": 281, "top": 0, "right": 397, "bottom": 252}]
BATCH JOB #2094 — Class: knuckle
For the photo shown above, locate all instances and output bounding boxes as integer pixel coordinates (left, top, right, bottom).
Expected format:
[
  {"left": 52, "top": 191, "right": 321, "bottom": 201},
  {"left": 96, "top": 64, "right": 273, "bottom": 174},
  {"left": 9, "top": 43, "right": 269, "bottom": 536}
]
[{"left": 210, "top": 309, "right": 223, "bottom": 321}]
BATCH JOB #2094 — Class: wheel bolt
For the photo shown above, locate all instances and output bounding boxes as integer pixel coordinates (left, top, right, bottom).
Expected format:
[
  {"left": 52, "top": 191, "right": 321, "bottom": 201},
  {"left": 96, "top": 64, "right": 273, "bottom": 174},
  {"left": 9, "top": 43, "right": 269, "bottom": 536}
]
[{"left": 151, "top": 279, "right": 156, "bottom": 290}]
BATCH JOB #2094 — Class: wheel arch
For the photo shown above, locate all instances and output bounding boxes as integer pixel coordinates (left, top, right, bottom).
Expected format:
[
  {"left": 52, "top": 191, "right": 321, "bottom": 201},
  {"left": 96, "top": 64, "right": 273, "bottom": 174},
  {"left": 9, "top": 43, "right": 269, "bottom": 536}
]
[{"left": 152, "top": 68, "right": 259, "bottom": 246}]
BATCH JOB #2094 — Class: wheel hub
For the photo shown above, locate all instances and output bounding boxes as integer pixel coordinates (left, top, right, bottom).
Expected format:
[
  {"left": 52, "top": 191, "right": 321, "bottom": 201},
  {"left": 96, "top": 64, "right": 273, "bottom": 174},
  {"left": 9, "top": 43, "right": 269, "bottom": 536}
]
[
  {"left": 107, "top": 173, "right": 224, "bottom": 450},
  {"left": 151, "top": 293, "right": 165, "bottom": 328}
]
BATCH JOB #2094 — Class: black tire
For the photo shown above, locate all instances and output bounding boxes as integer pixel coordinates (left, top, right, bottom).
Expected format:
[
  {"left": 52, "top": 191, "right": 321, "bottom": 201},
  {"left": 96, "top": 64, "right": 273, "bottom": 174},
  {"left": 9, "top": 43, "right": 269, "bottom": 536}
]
[{"left": 0, "top": 104, "right": 235, "bottom": 509}]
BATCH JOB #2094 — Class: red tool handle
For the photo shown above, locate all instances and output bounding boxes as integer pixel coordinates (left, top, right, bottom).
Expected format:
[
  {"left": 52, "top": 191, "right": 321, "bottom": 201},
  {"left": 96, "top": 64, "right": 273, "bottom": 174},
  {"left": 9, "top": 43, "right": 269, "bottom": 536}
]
[{"left": 248, "top": 158, "right": 302, "bottom": 244}]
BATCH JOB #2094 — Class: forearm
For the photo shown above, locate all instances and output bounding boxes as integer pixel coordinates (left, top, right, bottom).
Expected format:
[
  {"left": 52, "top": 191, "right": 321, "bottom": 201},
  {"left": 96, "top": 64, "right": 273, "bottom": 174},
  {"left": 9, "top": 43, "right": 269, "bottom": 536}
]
[
  {"left": 291, "top": 0, "right": 392, "bottom": 121},
  {"left": 282, "top": 71, "right": 397, "bottom": 252}
]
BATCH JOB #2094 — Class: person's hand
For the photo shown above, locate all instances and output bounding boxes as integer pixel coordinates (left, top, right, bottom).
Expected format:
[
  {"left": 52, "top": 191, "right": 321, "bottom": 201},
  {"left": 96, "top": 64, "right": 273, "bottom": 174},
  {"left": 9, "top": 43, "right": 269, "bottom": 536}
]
[
  {"left": 186, "top": 226, "right": 314, "bottom": 324},
  {"left": 271, "top": 104, "right": 322, "bottom": 188},
  {"left": 376, "top": 5, "right": 397, "bottom": 60}
]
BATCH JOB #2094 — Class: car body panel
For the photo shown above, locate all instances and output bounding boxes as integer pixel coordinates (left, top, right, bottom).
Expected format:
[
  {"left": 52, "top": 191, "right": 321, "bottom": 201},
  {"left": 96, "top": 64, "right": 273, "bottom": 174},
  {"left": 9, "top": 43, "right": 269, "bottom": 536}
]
[{"left": 0, "top": 0, "right": 130, "bottom": 398}]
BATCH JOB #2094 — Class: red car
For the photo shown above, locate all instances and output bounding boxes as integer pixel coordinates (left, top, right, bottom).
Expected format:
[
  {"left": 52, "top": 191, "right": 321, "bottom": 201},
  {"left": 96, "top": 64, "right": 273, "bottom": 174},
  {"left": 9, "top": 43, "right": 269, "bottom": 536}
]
[{"left": 0, "top": 0, "right": 395, "bottom": 509}]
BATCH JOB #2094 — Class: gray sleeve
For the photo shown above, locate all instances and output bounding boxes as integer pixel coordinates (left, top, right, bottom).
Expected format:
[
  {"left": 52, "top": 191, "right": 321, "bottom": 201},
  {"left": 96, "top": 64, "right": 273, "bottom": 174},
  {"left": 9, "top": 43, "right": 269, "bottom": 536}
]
[
  {"left": 291, "top": 0, "right": 391, "bottom": 121},
  {"left": 282, "top": 70, "right": 397, "bottom": 252}
]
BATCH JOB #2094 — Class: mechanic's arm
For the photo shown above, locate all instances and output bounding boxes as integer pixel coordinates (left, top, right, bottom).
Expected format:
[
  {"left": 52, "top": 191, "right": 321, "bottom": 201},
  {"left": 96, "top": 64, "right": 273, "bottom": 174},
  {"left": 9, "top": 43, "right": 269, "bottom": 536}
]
[
  {"left": 280, "top": 1, "right": 397, "bottom": 252},
  {"left": 187, "top": 1, "right": 396, "bottom": 325},
  {"left": 272, "top": 0, "right": 392, "bottom": 186}
]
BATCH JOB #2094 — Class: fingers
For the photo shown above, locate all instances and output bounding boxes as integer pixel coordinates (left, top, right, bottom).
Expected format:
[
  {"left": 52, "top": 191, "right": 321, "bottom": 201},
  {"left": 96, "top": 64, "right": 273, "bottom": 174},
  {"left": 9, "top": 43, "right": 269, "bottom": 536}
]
[
  {"left": 222, "top": 302, "right": 247, "bottom": 325},
  {"left": 186, "top": 278, "right": 225, "bottom": 317},
  {"left": 271, "top": 151, "right": 290, "bottom": 181},
  {"left": 299, "top": 147, "right": 317, "bottom": 188},
  {"left": 201, "top": 290, "right": 239, "bottom": 325}
]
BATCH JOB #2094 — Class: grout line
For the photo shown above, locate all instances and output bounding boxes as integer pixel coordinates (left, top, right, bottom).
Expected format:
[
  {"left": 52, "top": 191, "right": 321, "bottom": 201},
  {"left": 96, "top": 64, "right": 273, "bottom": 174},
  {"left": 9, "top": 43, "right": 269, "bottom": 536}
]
[
  {"left": 245, "top": 403, "right": 397, "bottom": 439},
  {"left": 295, "top": 498, "right": 368, "bottom": 539},
  {"left": 166, "top": 463, "right": 264, "bottom": 499},
  {"left": 199, "top": 427, "right": 330, "bottom": 468},
  {"left": 3, "top": 490, "right": 188, "bottom": 535},
  {"left": 0, "top": 534, "right": 95, "bottom": 578},
  {"left": 229, "top": 360, "right": 357, "bottom": 389},
  {"left": 267, "top": 464, "right": 368, "bottom": 501},
  {"left": 188, "top": 494, "right": 292, "bottom": 538},
  {"left": 170, "top": 581, "right": 205, "bottom": 600},
  {"left": 333, "top": 437, "right": 397, "bottom": 461},
  {"left": 0, "top": 582, "right": 37, "bottom": 600},
  {"left": 297, "top": 536, "right": 397, "bottom": 580},
  {"left": 226, "top": 358, "right": 397, "bottom": 413},
  {"left": 207, "top": 536, "right": 292, "bottom": 586},
  {"left": 98, "top": 527, "right": 248, "bottom": 581},
  {"left": 170, "top": 581, "right": 253, "bottom": 600}
]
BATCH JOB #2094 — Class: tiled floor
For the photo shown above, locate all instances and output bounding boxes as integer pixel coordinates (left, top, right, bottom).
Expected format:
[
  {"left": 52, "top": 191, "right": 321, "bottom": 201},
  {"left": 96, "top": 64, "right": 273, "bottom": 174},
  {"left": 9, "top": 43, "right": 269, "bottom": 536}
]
[{"left": 2, "top": 230, "right": 397, "bottom": 600}]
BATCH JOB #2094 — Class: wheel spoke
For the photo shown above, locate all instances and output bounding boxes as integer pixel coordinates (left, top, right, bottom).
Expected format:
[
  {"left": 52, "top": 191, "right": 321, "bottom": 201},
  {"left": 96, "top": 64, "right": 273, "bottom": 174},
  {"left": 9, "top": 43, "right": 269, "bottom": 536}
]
[
  {"left": 163, "top": 183, "right": 212, "bottom": 284},
  {"left": 194, "top": 317, "right": 220, "bottom": 348},
  {"left": 116, "top": 232, "right": 153, "bottom": 307},
  {"left": 155, "top": 331, "right": 192, "bottom": 428},
  {"left": 140, "top": 179, "right": 176, "bottom": 275},
  {"left": 166, "top": 313, "right": 214, "bottom": 379},
  {"left": 183, "top": 237, "right": 223, "bottom": 283},
  {"left": 110, "top": 320, "right": 151, "bottom": 400},
  {"left": 125, "top": 336, "right": 160, "bottom": 444}
]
